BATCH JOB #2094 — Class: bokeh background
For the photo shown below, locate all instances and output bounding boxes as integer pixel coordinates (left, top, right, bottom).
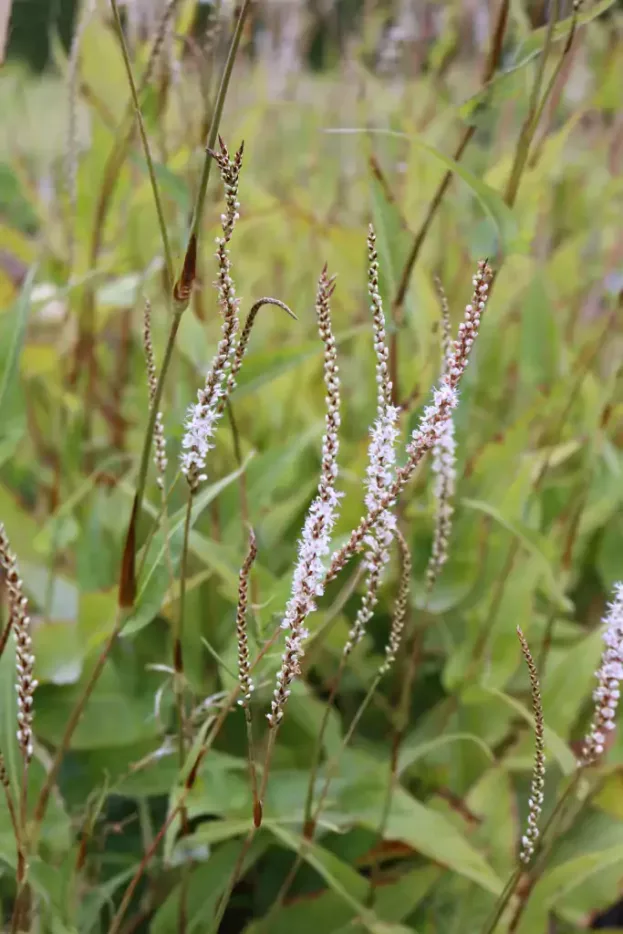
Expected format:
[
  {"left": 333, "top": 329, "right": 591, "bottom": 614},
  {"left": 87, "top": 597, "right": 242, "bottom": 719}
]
[{"left": 1, "top": 1, "right": 623, "bottom": 932}]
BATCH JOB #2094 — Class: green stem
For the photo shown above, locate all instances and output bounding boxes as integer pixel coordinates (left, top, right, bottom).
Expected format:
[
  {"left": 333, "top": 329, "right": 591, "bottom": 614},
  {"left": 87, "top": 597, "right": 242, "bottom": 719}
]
[
  {"left": 110, "top": 0, "right": 174, "bottom": 290},
  {"left": 187, "top": 0, "right": 252, "bottom": 248}
]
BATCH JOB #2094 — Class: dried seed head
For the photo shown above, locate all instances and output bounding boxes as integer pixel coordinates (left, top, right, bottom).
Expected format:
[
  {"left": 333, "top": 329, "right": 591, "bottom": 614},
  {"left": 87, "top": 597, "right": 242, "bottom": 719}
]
[
  {"left": 517, "top": 627, "right": 545, "bottom": 864},
  {"left": 267, "top": 268, "right": 342, "bottom": 728},
  {"left": 143, "top": 300, "right": 167, "bottom": 488},
  {"left": 579, "top": 582, "right": 623, "bottom": 766},
  {"left": 0, "top": 525, "right": 37, "bottom": 763}
]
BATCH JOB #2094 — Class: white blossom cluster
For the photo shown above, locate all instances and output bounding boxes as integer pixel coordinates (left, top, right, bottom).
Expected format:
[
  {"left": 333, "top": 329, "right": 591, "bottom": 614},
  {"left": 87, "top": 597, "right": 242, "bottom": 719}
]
[
  {"left": 579, "top": 582, "right": 623, "bottom": 765},
  {"left": 267, "top": 270, "right": 342, "bottom": 727},
  {"left": 326, "top": 262, "right": 492, "bottom": 584},
  {"left": 180, "top": 141, "right": 243, "bottom": 492},
  {"left": 342, "top": 228, "right": 401, "bottom": 655}
]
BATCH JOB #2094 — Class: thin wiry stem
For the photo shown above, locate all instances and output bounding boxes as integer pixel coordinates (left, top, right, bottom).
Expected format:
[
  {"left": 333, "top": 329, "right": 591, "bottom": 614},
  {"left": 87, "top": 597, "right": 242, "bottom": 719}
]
[
  {"left": 186, "top": 0, "right": 252, "bottom": 249},
  {"left": 66, "top": 0, "right": 95, "bottom": 269},
  {"left": 110, "top": 0, "right": 174, "bottom": 290}
]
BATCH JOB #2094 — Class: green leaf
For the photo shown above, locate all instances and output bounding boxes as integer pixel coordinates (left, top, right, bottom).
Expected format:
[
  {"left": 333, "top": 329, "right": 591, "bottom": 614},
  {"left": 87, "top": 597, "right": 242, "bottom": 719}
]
[
  {"left": 122, "top": 457, "right": 253, "bottom": 636},
  {"left": 542, "top": 629, "right": 603, "bottom": 736},
  {"left": 517, "top": 843, "right": 623, "bottom": 934},
  {"left": 0, "top": 264, "right": 35, "bottom": 430},
  {"left": 398, "top": 731, "right": 494, "bottom": 775},
  {"left": 269, "top": 825, "right": 411, "bottom": 934},
  {"left": 468, "top": 684, "right": 575, "bottom": 775},
  {"left": 152, "top": 838, "right": 268, "bottom": 934},
  {"left": 370, "top": 170, "right": 413, "bottom": 317},
  {"left": 328, "top": 129, "right": 519, "bottom": 255},
  {"left": 461, "top": 498, "right": 571, "bottom": 610}
]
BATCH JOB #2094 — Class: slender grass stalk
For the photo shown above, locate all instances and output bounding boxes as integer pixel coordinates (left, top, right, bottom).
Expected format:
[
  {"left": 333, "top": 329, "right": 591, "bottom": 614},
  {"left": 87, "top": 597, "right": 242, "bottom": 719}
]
[
  {"left": 503, "top": 0, "right": 562, "bottom": 207},
  {"left": 175, "top": 494, "right": 193, "bottom": 934},
  {"left": 109, "top": 0, "right": 175, "bottom": 290}
]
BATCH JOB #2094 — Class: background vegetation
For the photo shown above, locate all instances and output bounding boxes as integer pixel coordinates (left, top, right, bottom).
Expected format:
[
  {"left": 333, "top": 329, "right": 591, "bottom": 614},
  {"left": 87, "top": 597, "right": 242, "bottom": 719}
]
[{"left": 0, "top": 1, "right": 622, "bottom": 932}]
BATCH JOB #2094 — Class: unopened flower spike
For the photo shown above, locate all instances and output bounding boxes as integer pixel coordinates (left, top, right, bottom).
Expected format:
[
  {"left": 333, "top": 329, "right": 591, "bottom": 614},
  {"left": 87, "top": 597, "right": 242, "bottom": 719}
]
[
  {"left": 267, "top": 267, "right": 342, "bottom": 727},
  {"left": 236, "top": 529, "right": 257, "bottom": 706},
  {"left": 380, "top": 529, "right": 412, "bottom": 675},
  {"left": 579, "top": 582, "right": 623, "bottom": 766},
  {"left": 143, "top": 300, "right": 167, "bottom": 489},
  {"left": 0, "top": 524, "right": 37, "bottom": 763},
  {"left": 517, "top": 627, "right": 545, "bottom": 864}
]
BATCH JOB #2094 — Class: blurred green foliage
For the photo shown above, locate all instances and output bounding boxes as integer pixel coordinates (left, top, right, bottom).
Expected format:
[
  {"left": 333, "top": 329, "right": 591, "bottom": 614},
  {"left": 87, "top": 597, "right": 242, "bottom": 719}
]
[{"left": 0, "top": 1, "right": 622, "bottom": 932}]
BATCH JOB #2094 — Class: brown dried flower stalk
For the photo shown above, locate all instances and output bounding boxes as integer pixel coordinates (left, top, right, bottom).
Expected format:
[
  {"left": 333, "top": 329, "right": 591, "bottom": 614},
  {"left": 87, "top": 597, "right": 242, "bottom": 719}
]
[
  {"left": 0, "top": 524, "right": 37, "bottom": 764},
  {"left": 143, "top": 300, "right": 168, "bottom": 488},
  {"left": 517, "top": 626, "right": 545, "bottom": 864}
]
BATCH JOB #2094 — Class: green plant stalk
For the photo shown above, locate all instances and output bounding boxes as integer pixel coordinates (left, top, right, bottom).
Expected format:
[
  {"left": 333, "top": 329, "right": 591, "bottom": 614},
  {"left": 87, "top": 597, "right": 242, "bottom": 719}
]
[
  {"left": 107, "top": 798, "right": 184, "bottom": 934},
  {"left": 108, "top": 617, "right": 284, "bottom": 934},
  {"left": 390, "top": 0, "right": 510, "bottom": 406},
  {"left": 110, "top": 0, "right": 175, "bottom": 290},
  {"left": 210, "top": 724, "right": 281, "bottom": 934},
  {"left": 301, "top": 652, "right": 348, "bottom": 833},
  {"left": 504, "top": 0, "right": 560, "bottom": 207},
  {"left": 267, "top": 673, "right": 384, "bottom": 928},
  {"left": 175, "top": 493, "right": 193, "bottom": 934},
  {"left": 32, "top": 605, "right": 122, "bottom": 829},
  {"left": 187, "top": 0, "right": 251, "bottom": 247}
]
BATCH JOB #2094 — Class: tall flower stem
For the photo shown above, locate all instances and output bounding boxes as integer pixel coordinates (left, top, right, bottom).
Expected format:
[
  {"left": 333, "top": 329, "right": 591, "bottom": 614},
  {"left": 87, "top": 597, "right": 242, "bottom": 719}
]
[
  {"left": 119, "top": 0, "right": 252, "bottom": 609},
  {"left": 109, "top": 0, "right": 174, "bottom": 289}
]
